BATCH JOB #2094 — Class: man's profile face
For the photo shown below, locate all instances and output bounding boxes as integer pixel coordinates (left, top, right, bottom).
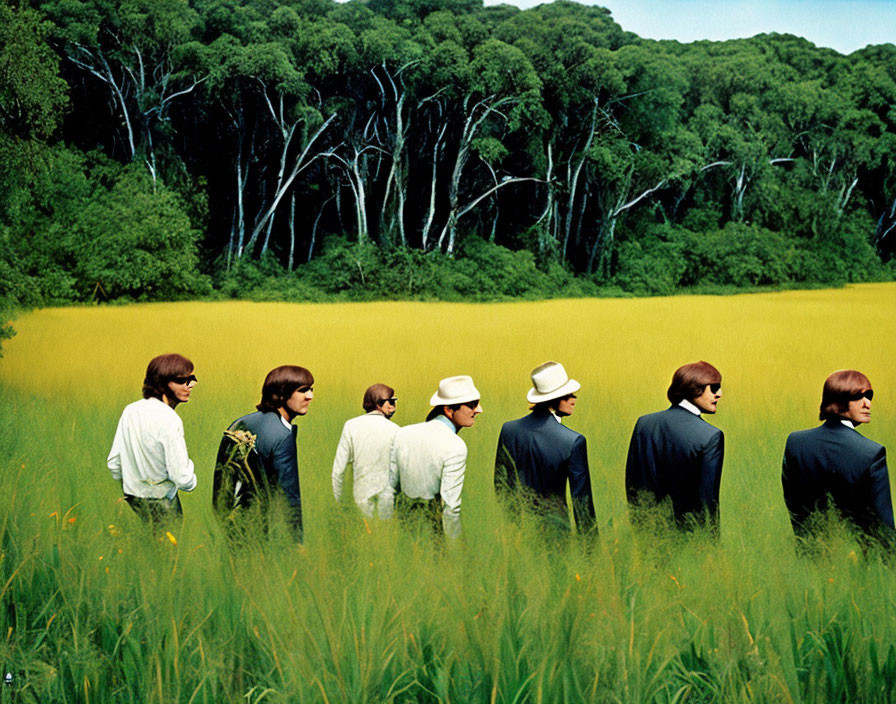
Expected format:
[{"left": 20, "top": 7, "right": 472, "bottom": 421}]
[
  {"left": 692, "top": 383, "right": 722, "bottom": 414},
  {"left": 556, "top": 393, "right": 577, "bottom": 417},
  {"left": 446, "top": 400, "right": 482, "bottom": 429},
  {"left": 842, "top": 391, "right": 872, "bottom": 425},
  {"left": 377, "top": 397, "right": 397, "bottom": 419},
  {"left": 165, "top": 374, "right": 197, "bottom": 407},
  {"left": 285, "top": 385, "right": 314, "bottom": 418}
]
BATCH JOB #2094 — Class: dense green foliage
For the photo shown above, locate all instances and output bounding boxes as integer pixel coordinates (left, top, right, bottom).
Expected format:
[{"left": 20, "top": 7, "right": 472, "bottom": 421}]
[{"left": 1, "top": 0, "right": 895, "bottom": 322}]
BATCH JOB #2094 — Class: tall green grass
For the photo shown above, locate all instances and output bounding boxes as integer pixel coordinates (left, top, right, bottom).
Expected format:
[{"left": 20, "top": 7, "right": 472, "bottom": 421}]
[{"left": 2, "top": 285, "right": 896, "bottom": 702}]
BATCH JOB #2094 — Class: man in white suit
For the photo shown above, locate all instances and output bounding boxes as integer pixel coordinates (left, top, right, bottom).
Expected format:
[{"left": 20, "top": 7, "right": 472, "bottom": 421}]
[
  {"left": 389, "top": 376, "right": 482, "bottom": 538},
  {"left": 332, "top": 383, "right": 400, "bottom": 518}
]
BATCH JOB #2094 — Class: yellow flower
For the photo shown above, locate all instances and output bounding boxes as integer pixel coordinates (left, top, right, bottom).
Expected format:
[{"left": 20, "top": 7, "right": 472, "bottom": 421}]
[
  {"left": 165, "top": 531, "right": 177, "bottom": 545},
  {"left": 575, "top": 573, "right": 582, "bottom": 582}
]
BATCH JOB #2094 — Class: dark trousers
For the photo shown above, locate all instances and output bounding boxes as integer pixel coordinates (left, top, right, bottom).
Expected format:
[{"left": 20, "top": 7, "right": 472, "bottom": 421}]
[
  {"left": 395, "top": 493, "right": 442, "bottom": 536},
  {"left": 125, "top": 494, "right": 183, "bottom": 529}
]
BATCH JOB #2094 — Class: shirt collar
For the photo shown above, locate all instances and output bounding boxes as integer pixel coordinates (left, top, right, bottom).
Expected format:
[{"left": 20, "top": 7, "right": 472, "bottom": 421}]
[
  {"left": 678, "top": 399, "right": 702, "bottom": 416},
  {"left": 840, "top": 419, "right": 855, "bottom": 429},
  {"left": 280, "top": 415, "right": 292, "bottom": 431},
  {"left": 435, "top": 414, "right": 459, "bottom": 434}
]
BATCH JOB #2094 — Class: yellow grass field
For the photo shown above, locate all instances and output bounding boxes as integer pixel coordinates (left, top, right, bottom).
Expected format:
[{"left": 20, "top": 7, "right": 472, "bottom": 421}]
[
  {"left": 3, "top": 284, "right": 894, "bottom": 535},
  {"left": 2, "top": 284, "right": 896, "bottom": 702}
]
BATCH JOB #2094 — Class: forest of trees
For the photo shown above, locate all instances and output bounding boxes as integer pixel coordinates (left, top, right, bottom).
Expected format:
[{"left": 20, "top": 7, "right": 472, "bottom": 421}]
[{"left": 1, "top": 0, "right": 895, "bottom": 323}]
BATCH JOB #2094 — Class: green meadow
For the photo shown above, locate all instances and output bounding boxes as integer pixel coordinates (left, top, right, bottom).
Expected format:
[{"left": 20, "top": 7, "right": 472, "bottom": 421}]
[{"left": 2, "top": 285, "right": 896, "bottom": 702}]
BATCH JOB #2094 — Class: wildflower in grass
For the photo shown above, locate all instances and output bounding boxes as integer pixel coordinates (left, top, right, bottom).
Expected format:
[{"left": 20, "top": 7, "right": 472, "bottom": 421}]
[
  {"left": 575, "top": 573, "right": 582, "bottom": 582},
  {"left": 848, "top": 550, "right": 858, "bottom": 563},
  {"left": 166, "top": 531, "right": 177, "bottom": 545},
  {"left": 98, "top": 556, "right": 103, "bottom": 560},
  {"left": 49, "top": 512, "right": 58, "bottom": 518},
  {"left": 107, "top": 524, "right": 120, "bottom": 537},
  {"left": 67, "top": 517, "right": 76, "bottom": 524}
]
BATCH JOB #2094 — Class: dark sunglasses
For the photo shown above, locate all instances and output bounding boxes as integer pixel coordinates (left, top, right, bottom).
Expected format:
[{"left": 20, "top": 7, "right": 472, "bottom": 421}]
[
  {"left": 462, "top": 400, "right": 480, "bottom": 410},
  {"left": 708, "top": 383, "right": 721, "bottom": 394},
  {"left": 171, "top": 375, "right": 197, "bottom": 385},
  {"left": 377, "top": 397, "right": 398, "bottom": 406},
  {"left": 848, "top": 390, "right": 873, "bottom": 402},
  {"left": 297, "top": 385, "right": 313, "bottom": 394}
]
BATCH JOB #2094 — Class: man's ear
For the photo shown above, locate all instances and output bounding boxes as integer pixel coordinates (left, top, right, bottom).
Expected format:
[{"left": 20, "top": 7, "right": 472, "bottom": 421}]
[{"left": 443, "top": 406, "right": 454, "bottom": 420}]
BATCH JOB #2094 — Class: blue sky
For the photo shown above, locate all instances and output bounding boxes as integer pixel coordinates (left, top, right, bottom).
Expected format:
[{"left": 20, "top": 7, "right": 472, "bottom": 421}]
[{"left": 482, "top": 0, "right": 896, "bottom": 54}]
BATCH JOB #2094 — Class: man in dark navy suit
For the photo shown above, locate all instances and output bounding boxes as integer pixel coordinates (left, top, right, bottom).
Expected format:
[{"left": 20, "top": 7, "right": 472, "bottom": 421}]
[
  {"left": 782, "top": 369, "right": 894, "bottom": 542},
  {"left": 495, "top": 361, "right": 595, "bottom": 534},
  {"left": 214, "top": 365, "right": 313, "bottom": 540},
  {"left": 625, "top": 361, "right": 724, "bottom": 532}
]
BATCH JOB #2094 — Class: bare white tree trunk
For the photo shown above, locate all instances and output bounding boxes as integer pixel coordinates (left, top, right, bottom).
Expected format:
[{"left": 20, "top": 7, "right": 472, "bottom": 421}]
[
  {"left": 69, "top": 43, "right": 206, "bottom": 184},
  {"left": 437, "top": 95, "right": 517, "bottom": 253},
  {"left": 421, "top": 122, "right": 447, "bottom": 250},
  {"left": 588, "top": 174, "right": 668, "bottom": 273},
  {"left": 244, "top": 112, "right": 338, "bottom": 256},
  {"left": 288, "top": 193, "right": 296, "bottom": 270}
]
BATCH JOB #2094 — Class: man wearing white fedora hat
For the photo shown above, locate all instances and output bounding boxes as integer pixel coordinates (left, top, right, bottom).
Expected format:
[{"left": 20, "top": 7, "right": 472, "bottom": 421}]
[
  {"left": 389, "top": 376, "right": 482, "bottom": 538},
  {"left": 495, "top": 361, "right": 596, "bottom": 534}
]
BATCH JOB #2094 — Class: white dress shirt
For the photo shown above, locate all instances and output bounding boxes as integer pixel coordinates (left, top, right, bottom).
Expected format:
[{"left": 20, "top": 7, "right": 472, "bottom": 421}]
[
  {"left": 332, "top": 411, "right": 399, "bottom": 518},
  {"left": 679, "top": 398, "right": 702, "bottom": 416},
  {"left": 107, "top": 397, "right": 197, "bottom": 499},
  {"left": 389, "top": 417, "right": 467, "bottom": 538}
]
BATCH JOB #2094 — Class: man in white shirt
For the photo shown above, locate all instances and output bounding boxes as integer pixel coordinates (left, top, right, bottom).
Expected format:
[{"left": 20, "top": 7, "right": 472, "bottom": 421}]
[
  {"left": 107, "top": 353, "right": 199, "bottom": 525},
  {"left": 389, "top": 376, "right": 482, "bottom": 538},
  {"left": 332, "top": 384, "right": 400, "bottom": 519}
]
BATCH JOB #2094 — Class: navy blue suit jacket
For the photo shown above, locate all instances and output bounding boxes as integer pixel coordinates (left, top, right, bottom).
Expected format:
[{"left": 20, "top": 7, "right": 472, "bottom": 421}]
[
  {"left": 495, "top": 409, "right": 596, "bottom": 532},
  {"left": 782, "top": 419, "right": 894, "bottom": 539},
  {"left": 625, "top": 405, "right": 724, "bottom": 529},
  {"left": 228, "top": 411, "right": 303, "bottom": 534}
]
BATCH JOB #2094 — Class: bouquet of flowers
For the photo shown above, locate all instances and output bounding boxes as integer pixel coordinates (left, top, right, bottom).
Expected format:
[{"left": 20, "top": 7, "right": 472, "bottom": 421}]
[{"left": 213, "top": 427, "right": 261, "bottom": 519}]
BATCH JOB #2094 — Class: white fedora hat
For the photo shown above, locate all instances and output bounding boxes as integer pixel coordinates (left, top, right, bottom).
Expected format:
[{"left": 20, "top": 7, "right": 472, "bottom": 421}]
[
  {"left": 527, "top": 361, "right": 580, "bottom": 403},
  {"left": 430, "top": 375, "right": 481, "bottom": 406}
]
